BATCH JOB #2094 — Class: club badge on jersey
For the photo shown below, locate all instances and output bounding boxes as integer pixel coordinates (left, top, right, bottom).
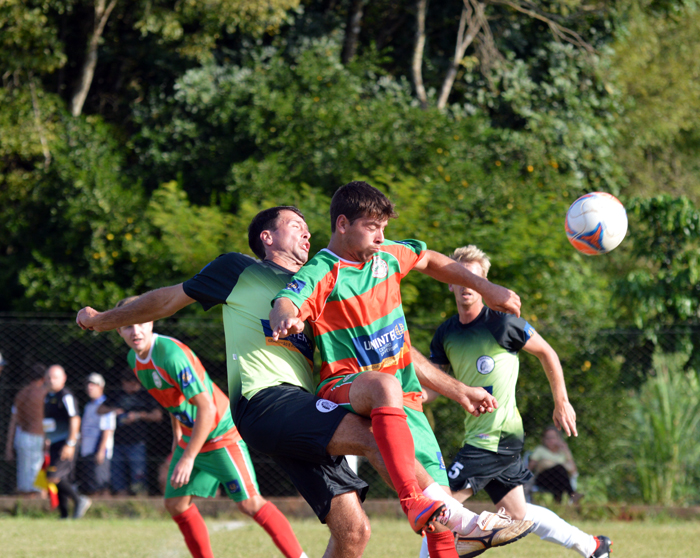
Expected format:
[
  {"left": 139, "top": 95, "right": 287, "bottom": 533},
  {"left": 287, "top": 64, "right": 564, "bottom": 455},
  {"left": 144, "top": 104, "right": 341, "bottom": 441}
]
[
  {"left": 476, "top": 355, "right": 495, "bottom": 375},
  {"left": 371, "top": 256, "right": 388, "bottom": 278},
  {"left": 179, "top": 366, "right": 194, "bottom": 388},
  {"left": 284, "top": 279, "right": 306, "bottom": 294}
]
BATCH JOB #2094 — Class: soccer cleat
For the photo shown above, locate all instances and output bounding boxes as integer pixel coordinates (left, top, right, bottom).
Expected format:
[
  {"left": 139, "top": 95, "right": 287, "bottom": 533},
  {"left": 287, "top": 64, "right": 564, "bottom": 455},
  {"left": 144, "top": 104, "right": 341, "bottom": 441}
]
[
  {"left": 402, "top": 493, "right": 447, "bottom": 535},
  {"left": 454, "top": 508, "right": 534, "bottom": 558},
  {"left": 591, "top": 535, "right": 612, "bottom": 558},
  {"left": 73, "top": 496, "right": 92, "bottom": 519}
]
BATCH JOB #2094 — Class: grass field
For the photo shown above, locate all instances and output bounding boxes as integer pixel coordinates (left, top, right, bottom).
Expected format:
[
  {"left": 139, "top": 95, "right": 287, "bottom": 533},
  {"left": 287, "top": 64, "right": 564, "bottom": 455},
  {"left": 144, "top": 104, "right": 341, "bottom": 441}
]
[{"left": 1, "top": 516, "right": 696, "bottom": 557}]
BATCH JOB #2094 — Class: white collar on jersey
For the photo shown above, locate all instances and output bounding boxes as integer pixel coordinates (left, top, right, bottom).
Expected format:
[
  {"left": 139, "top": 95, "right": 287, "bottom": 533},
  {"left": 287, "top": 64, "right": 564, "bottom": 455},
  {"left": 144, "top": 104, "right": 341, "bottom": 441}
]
[
  {"left": 320, "top": 247, "right": 366, "bottom": 265},
  {"left": 133, "top": 332, "right": 159, "bottom": 364}
]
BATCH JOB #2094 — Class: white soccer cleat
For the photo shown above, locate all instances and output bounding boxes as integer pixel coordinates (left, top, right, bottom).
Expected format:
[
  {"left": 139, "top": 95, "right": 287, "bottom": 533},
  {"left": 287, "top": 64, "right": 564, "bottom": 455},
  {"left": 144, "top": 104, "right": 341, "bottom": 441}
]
[{"left": 454, "top": 508, "right": 534, "bottom": 558}]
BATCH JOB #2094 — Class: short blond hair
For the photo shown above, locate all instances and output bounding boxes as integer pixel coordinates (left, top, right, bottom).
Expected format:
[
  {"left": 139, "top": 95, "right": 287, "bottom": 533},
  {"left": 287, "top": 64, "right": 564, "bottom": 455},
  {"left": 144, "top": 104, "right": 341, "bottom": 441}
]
[{"left": 449, "top": 245, "right": 491, "bottom": 277}]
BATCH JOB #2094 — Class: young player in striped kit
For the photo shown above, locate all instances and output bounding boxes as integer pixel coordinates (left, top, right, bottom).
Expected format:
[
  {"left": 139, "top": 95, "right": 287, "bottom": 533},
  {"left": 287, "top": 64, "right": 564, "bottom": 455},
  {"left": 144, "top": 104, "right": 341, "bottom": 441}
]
[
  {"left": 115, "top": 298, "right": 306, "bottom": 558},
  {"left": 270, "top": 181, "right": 534, "bottom": 558}
]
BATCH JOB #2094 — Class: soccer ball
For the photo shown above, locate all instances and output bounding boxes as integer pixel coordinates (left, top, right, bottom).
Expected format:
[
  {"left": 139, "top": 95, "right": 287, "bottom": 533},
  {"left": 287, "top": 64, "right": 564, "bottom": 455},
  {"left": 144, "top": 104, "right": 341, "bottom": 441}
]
[{"left": 565, "top": 192, "right": 628, "bottom": 255}]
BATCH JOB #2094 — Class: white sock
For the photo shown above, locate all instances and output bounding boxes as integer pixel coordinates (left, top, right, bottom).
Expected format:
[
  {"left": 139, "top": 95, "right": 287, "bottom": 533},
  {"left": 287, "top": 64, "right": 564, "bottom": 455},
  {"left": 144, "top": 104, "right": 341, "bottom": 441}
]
[
  {"left": 422, "top": 482, "right": 478, "bottom": 533},
  {"left": 419, "top": 536, "right": 430, "bottom": 558},
  {"left": 524, "top": 503, "right": 596, "bottom": 557}
]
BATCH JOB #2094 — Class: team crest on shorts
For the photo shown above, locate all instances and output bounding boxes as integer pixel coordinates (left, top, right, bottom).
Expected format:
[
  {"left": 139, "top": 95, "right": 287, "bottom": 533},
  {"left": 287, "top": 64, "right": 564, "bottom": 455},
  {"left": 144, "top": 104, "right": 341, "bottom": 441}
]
[
  {"left": 476, "top": 355, "right": 495, "bottom": 375},
  {"left": 371, "top": 256, "right": 388, "bottom": 278},
  {"left": 316, "top": 399, "right": 338, "bottom": 413},
  {"left": 226, "top": 480, "right": 241, "bottom": 494}
]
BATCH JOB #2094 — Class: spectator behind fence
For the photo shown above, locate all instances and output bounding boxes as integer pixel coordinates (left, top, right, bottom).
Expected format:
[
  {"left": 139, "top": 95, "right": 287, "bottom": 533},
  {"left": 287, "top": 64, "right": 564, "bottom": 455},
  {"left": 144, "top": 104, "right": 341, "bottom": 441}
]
[
  {"left": 77, "top": 373, "right": 116, "bottom": 496},
  {"left": 528, "top": 425, "right": 582, "bottom": 503},
  {"left": 44, "top": 364, "right": 92, "bottom": 519},
  {"left": 99, "top": 370, "right": 162, "bottom": 495},
  {"left": 0, "top": 351, "right": 6, "bottom": 376},
  {"left": 4, "top": 363, "right": 47, "bottom": 496}
]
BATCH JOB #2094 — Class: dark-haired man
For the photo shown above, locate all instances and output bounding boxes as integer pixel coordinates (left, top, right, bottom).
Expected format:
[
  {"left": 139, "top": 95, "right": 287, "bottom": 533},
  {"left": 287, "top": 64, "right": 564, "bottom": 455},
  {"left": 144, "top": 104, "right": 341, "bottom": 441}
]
[
  {"left": 77, "top": 206, "right": 383, "bottom": 557},
  {"left": 270, "top": 181, "right": 533, "bottom": 558}
]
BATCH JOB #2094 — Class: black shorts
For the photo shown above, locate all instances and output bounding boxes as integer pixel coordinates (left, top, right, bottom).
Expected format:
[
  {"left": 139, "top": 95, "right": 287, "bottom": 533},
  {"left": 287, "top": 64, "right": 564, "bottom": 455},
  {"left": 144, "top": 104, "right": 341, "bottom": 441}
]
[
  {"left": 48, "top": 441, "right": 77, "bottom": 483},
  {"left": 447, "top": 444, "right": 533, "bottom": 504},
  {"left": 235, "top": 384, "right": 368, "bottom": 522}
]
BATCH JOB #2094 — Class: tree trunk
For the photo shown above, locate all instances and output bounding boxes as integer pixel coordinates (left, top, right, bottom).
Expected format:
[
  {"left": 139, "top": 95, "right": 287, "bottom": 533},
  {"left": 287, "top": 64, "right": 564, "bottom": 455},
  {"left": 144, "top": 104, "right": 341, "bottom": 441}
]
[
  {"left": 437, "top": 1, "right": 484, "bottom": 110},
  {"left": 30, "top": 79, "right": 51, "bottom": 169},
  {"left": 341, "top": 0, "right": 366, "bottom": 64},
  {"left": 412, "top": 0, "right": 428, "bottom": 109},
  {"left": 70, "top": 0, "right": 118, "bottom": 117}
]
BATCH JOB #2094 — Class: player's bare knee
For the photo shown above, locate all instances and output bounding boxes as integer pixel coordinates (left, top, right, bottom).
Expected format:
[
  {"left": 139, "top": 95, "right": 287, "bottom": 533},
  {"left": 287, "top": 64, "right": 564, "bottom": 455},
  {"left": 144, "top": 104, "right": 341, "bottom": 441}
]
[
  {"left": 165, "top": 497, "right": 190, "bottom": 517},
  {"left": 236, "top": 495, "right": 265, "bottom": 517},
  {"left": 364, "top": 373, "right": 403, "bottom": 407},
  {"left": 332, "top": 515, "right": 371, "bottom": 548}
]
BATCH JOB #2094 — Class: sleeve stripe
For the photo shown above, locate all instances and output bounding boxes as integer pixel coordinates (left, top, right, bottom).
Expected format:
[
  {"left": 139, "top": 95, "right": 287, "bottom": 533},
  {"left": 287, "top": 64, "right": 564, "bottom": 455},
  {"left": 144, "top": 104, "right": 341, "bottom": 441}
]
[{"left": 63, "top": 394, "right": 77, "bottom": 417}]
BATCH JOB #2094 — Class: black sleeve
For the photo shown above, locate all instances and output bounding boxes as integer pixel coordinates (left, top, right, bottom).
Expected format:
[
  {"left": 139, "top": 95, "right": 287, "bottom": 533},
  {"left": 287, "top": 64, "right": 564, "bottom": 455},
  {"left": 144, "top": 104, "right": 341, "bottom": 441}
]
[
  {"left": 182, "top": 252, "right": 257, "bottom": 311},
  {"left": 485, "top": 311, "right": 535, "bottom": 353},
  {"left": 429, "top": 322, "right": 450, "bottom": 365}
]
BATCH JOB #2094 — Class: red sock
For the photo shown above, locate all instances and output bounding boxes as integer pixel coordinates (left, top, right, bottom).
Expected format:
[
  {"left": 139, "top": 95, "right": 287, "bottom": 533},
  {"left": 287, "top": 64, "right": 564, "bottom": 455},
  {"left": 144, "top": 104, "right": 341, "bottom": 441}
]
[
  {"left": 426, "top": 530, "right": 459, "bottom": 558},
  {"left": 172, "top": 505, "right": 214, "bottom": 558},
  {"left": 370, "top": 406, "right": 422, "bottom": 511},
  {"left": 253, "top": 502, "right": 304, "bottom": 558}
]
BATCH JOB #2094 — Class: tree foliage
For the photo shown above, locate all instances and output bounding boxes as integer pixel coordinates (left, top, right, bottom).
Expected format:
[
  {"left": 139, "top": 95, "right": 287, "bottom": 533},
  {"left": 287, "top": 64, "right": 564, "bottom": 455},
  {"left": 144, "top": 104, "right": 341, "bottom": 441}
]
[{"left": 614, "top": 196, "right": 700, "bottom": 328}]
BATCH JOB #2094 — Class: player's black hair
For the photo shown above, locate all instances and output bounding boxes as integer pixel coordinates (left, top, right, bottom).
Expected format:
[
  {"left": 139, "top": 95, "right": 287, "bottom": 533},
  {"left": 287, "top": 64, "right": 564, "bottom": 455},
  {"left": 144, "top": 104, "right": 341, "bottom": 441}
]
[
  {"left": 247, "top": 206, "right": 305, "bottom": 260},
  {"left": 330, "top": 181, "right": 397, "bottom": 233}
]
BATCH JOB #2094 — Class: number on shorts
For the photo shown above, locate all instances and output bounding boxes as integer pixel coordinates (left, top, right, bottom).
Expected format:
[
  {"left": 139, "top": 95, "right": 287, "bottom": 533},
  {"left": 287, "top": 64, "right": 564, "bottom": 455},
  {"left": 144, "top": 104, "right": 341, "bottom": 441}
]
[{"left": 448, "top": 461, "right": 464, "bottom": 480}]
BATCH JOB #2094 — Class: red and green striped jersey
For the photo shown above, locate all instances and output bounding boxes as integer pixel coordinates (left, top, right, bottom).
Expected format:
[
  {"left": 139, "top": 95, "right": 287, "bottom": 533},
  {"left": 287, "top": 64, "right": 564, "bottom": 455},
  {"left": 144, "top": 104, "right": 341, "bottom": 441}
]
[
  {"left": 127, "top": 334, "right": 240, "bottom": 453},
  {"left": 273, "top": 239, "right": 427, "bottom": 411}
]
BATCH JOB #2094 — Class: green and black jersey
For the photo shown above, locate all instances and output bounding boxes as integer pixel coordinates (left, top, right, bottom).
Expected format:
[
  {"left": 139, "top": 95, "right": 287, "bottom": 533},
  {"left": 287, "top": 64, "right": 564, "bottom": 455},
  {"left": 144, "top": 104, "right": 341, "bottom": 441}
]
[
  {"left": 430, "top": 306, "right": 535, "bottom": 455},
  {"left": 183, "top": 253, "right": 316, "bottom": 413}
]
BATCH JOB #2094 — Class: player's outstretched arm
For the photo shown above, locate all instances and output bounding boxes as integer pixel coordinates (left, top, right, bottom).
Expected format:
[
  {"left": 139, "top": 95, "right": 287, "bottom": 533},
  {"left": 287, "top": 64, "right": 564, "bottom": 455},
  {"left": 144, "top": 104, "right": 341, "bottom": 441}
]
[
  {"left": 269, "top": 298, "right": 305, "bottom": 340},
  {"left": 411, "top": 347, "right": 497, "bottom": 417},
  {"left": 413, "top": 250, "right": 521, "bottom": 317},
  {"left": 76, "top": 284, "right": 195, "bottom": 332},
  {"left": 522, "top": 331, "right": 578, "bottom": 437}
]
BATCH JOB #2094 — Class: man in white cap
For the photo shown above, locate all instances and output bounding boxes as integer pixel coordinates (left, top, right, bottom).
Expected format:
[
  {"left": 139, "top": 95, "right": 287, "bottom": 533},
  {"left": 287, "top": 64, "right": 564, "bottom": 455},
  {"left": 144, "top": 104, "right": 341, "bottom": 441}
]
[{"left": 77, "top": 373, "right": 116, "bottom": 496}]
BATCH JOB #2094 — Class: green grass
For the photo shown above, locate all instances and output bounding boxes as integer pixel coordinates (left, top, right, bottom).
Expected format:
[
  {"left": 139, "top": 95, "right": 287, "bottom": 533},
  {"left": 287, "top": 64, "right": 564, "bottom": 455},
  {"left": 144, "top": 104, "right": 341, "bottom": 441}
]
[{"left": 1, "top": 516, "right": 698, "bottom": 557}]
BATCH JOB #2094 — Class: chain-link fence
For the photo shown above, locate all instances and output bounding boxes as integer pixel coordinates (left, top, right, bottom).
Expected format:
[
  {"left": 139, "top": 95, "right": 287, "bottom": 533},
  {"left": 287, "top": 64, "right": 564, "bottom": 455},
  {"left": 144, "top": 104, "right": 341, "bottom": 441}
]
[{"left": 1, "top": 314, "right": 699, "bottom": 504}]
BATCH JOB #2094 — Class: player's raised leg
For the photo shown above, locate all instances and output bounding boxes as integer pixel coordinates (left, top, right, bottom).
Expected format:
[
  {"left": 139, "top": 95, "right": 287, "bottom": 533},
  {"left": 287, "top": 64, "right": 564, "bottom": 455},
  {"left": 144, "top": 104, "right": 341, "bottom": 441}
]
[{"left": 344, "top": 371, "right": 446, "bottom": 535}]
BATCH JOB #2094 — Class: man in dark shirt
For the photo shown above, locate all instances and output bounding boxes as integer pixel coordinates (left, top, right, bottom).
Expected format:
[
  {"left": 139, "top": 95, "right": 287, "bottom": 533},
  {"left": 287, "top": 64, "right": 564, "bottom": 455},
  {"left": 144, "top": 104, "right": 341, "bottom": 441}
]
[
  {"left": 44, "top": 364, "right": 91, "bottom": 519},
  {"left": 99, "top": 370, "right": 162, "bottom": 495}
]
